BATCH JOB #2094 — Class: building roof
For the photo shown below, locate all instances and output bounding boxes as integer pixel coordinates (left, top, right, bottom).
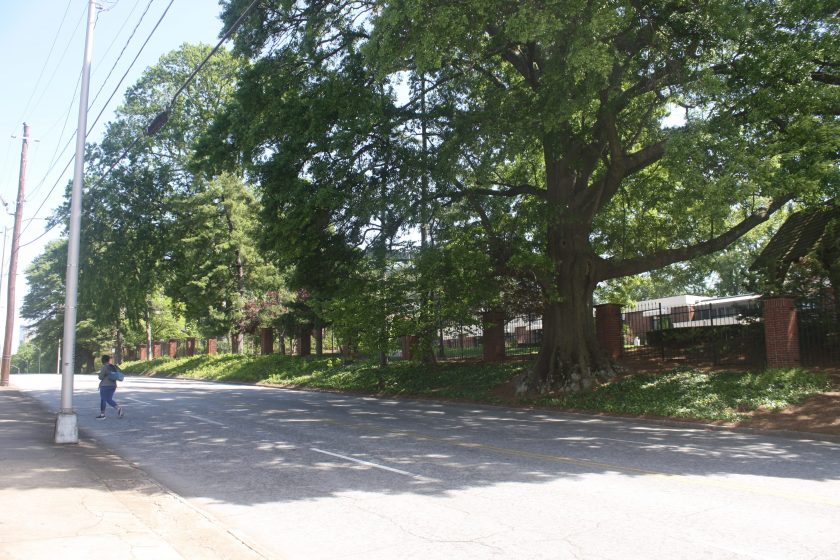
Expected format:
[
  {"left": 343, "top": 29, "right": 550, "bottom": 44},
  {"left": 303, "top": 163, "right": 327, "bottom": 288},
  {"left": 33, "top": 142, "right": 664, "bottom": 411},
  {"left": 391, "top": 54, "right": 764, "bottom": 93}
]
[{"left": 751, "top": 203, "right": 840, "bottom": 281}]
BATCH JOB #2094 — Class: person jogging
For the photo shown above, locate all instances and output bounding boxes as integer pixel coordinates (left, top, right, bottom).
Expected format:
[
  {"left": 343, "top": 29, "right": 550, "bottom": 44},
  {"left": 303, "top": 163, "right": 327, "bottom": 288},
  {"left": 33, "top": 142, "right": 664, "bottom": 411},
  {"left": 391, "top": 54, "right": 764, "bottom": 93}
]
[{"left": 96, "top": 355, "right": 124, "bottom": 419}]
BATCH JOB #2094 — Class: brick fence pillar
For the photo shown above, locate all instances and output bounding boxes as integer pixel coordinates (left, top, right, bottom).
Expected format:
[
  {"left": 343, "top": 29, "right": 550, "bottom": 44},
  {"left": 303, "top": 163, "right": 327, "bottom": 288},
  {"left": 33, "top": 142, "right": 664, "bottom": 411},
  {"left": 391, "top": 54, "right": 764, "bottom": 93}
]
[
  {"left": 206, "top": 337, "right": 217, "bottom": 355},
  {"left": 595, "top": 303, "right": 624, "bottom": 360},
  {"left": 261, "top": 327, "right": 274, "bottom": 355},
  {"left": 137, "top": 344, "right": 147, "bottom": 361},
  {"left": 186, "top": 337, "right": 196, "bottom": 357},
  {"left": 152, "top": 341, "right": 162, "bottom": 359},
  {"left": 482, "top": 310, "right": 506, "bottom": 362},
  {"left": 763, "top": 297, "right": 800, "bottom": 368},
  {"left": 167, "top": 338, "right": 178, "bottom": 358}
]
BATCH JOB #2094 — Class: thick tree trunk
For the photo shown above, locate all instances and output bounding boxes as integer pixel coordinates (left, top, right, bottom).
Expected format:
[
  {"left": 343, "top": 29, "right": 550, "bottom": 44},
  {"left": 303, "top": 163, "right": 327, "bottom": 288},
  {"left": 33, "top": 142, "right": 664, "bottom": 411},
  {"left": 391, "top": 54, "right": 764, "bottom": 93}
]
[
  {"left": 520, "top": 159, "right": 616, "bottom": 394},
  {"left": 231, "top": 329, "right": 243, "bottom": 353},
  {"left": 84, "top": 352, "right": 95, "bottom": 374},
  {"left": 114, "top": 327, "right": 123, "bottom": 364},
  {"left": 145, "top": 308, "right": 152, "bottom": 361},
  {"left": 522, "top": 251, "right": 613, "bottom": 394},
  {"left": 314, "top": 320, "right": 323, "bottom": 357}
]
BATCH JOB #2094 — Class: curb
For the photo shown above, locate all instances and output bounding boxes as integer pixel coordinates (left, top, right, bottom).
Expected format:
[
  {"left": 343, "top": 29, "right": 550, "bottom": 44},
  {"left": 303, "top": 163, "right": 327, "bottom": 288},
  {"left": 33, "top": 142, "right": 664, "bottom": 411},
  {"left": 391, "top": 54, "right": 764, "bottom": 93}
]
[
  {"left": 4, "top": 386, "right": 274, "bottom": 559},
  {"left": 134, "top": 371, "right": 840, "bottom": 444}
]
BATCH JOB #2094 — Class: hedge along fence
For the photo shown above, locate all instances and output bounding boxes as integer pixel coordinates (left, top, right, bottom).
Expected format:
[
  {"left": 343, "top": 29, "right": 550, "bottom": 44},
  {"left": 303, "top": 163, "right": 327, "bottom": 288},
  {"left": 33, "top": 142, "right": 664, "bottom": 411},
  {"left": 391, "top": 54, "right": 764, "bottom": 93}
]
[
  {"left": 622, "top": 298, "right": 766, "bottom": 367},
  {"left": 420, "top": 313, "right": 544, "bottom": 361},
  {"left": 797, "top": 294, "right": 840, "bottom": 367},
  {"left": 644, "top": 323, "right": 766, "bottom": 366}
]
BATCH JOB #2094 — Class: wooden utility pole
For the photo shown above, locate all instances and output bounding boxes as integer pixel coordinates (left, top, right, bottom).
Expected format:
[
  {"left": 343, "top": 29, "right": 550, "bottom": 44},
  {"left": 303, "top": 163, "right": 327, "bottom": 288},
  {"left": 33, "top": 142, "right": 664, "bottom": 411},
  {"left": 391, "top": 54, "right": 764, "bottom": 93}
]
[{"left": 0, "top": 123, "right": 29, "bottom": 386}]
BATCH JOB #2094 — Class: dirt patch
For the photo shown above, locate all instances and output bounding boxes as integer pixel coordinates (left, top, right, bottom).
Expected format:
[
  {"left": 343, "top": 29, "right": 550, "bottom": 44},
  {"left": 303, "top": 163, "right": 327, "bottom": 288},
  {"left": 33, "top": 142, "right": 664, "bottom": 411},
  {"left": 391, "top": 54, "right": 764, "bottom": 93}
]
[
  {"left": 490, "top": 374, "right": 524, "bottom": 401},
  {"left": 492, "top": 367, "right": 840, "bottom": 437},
  {"left": 733, "top": 370, "right": 840, "bottom": 436}
]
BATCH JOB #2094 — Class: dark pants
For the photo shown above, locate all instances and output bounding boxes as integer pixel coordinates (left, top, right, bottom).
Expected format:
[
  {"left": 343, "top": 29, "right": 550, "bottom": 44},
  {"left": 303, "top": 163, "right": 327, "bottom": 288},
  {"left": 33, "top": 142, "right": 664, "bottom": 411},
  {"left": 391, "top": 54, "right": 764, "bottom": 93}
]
[{"left": 99, "top": 386, "right": 118, "bottom": 412}]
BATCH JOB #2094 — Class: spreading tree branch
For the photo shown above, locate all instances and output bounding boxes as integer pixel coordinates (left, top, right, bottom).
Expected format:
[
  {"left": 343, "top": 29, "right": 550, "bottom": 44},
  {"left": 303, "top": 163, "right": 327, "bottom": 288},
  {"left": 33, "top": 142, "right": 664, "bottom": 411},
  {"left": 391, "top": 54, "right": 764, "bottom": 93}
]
[
  {"left": 811, "top": 71, "right": 840, "bottom": 86},
  {"left": 597, "top": 194, "right": 793, "bottom": 281}
]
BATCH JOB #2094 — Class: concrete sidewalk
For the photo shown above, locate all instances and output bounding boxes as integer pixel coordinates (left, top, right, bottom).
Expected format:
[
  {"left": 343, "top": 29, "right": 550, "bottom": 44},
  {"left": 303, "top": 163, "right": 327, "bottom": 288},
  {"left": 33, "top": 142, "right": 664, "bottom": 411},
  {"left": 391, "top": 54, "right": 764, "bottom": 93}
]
[{"left": 0, "top": 386, "right": 268, "bottom": 560}]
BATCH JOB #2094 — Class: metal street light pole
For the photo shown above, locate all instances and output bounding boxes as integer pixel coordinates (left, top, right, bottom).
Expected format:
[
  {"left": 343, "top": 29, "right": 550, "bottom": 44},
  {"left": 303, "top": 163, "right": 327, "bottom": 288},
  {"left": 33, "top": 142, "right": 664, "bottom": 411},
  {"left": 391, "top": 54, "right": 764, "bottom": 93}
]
[{"left": 55, "top": 0, "right": 96, "bottom": 444}]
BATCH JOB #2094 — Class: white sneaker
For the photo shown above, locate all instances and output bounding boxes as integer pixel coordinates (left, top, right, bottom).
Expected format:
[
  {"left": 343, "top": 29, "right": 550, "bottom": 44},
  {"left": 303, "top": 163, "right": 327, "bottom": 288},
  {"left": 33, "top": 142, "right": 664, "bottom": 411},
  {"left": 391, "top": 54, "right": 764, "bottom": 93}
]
[{"left": 117, "top": 407, "right": 124, "bottom": 418}]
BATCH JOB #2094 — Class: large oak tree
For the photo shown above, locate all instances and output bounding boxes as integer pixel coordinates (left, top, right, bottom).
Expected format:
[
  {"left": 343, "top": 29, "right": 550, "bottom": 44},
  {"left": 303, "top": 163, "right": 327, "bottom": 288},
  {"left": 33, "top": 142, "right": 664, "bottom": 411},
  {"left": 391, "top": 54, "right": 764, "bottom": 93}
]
[{"left": 219, "top": 0, "right": 838, "bottom": 392}]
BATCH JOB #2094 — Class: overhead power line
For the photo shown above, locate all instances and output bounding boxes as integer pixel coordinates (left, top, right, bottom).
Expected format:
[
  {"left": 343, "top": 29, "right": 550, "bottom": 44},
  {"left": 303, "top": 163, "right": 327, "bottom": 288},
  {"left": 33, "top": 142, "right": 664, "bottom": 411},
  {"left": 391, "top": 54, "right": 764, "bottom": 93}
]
[
  {"left": 88, "top": 0, "right": 158, "bottom": 112},
  {"left": 12, "top": 0, "right": 76, "bottom": 132},
  {"left": 30, "top": 0, "right": 148, "bottom": 202},
  {"left": 19, "top": 0, "right": 263, "bottom": 248},
  {"left": 85, "top": 0, "right": 175, "bottom": 138},
  {"left": 88, "top": 0, "right": 263, "bottom": 187},
  {"left": 22, "top": 0, "right": 174, "bottom": 237},
  {"left": 26, "top": 71, "right": 83, "bottom": 202},
  {"left": 25, "top": 4, "right": 89, "bottom": 127}
]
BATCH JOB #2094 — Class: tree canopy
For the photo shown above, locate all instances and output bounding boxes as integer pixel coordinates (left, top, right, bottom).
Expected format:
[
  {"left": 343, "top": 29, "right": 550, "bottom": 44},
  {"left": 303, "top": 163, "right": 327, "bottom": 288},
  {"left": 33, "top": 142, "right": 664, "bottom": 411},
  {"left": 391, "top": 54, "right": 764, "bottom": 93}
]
[{"left": 207, "top": 0, "right": 838, "bottom": 391}]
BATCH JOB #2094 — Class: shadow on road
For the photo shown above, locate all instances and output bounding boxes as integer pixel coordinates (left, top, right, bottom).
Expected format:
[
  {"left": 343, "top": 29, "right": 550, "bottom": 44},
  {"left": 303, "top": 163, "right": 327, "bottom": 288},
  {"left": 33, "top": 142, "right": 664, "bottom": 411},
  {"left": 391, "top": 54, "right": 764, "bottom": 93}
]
[{"left": 8, "top": 376, "right": 840, "bottom": 509}]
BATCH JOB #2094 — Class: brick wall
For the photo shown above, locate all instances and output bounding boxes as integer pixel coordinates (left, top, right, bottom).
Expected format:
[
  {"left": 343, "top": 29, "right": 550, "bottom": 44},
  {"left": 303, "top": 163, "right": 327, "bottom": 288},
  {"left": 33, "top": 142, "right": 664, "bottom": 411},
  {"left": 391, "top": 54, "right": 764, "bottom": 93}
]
[
  {"left": 763, "top": 297, "right": 800, "bottom": 368},
  {"left": 595, "top": 304, "right": 623, "bottom": 360}
]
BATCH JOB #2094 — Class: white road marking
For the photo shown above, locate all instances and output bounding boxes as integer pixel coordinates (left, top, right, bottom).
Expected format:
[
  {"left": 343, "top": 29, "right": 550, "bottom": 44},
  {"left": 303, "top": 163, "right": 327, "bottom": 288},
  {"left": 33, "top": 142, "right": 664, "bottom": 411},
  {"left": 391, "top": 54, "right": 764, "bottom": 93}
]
[
  {"left": 310, "top": 448, "right": 433, "bottom": 481},
  {"left": 124, "top": 397, "right": 151, "bottom": 405},
  {"left": 183, "top": 413, "right": 226, "bottom": 427}
]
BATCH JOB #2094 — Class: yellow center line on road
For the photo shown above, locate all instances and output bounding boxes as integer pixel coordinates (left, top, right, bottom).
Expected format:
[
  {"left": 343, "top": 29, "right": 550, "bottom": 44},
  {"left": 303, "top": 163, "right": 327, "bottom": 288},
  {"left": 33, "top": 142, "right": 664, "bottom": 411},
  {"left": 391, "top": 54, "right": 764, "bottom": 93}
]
[{"left": 319, "top": 418, "right": 840, "bottom": 508}]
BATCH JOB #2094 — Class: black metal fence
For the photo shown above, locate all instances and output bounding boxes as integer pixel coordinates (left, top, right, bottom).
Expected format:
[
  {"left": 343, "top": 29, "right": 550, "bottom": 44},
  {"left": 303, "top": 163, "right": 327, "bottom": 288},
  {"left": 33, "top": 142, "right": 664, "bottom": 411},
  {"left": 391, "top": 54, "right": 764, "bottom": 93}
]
[
  {"left": 798, "top": 294, "right": 840, "bottom": 366},
  {"left": 147, "top": 294, "right": 840, "bottom": 368},
  {"left": 435, "top": 320, "right": 484, "bottom": 360},
  {"left": 505, "top": 314, "right": 543, "bottom": 357},
  {"left": 416, "top": 314, "right": 543, "bottom": 360},
  {"left": 621, "top": 298, "right": 766, "bottom": 367}
]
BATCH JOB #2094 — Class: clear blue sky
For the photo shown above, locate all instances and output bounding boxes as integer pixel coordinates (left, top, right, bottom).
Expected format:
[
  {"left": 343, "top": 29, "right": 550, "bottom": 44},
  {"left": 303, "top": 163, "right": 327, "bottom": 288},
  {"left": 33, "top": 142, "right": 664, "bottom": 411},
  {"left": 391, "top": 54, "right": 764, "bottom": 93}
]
[{"left": 0, "top": 0, "right": 225, "bottom": 352}]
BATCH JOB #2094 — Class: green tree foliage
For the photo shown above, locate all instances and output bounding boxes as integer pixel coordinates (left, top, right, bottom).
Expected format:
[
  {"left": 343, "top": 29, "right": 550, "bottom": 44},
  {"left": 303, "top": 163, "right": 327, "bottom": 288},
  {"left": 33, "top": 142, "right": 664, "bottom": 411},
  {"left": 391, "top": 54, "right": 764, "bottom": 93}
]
[
  {"left": 11, "top": 341, "right": 44, "bottom": 374},
  {"left": 214, "top": 0, "right": 837, "bottom": 393},
  {"left": 167, "top": 172, "right": 282, "bottom": 343},
  {"left": 21, "top": 240, "right": 112, "bottom": 372},
  {"left": 47, "top": 43, "right": 283, "bottom": 355},
  {"left": 196, "top": 14, "right": 425, "bottom": 357}
]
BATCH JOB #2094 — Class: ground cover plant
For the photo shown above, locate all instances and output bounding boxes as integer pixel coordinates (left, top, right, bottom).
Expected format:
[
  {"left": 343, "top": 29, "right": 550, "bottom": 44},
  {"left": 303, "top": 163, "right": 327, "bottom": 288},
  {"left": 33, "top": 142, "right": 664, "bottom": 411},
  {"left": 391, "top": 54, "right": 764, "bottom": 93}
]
[
  {"left": 532, "top": 368, "right": 831, "bottom": 422},
  {"left": 122, "top": 355, "right": 528, "bottom": 402},
  {"left": 122, "top": 356, "right": 830, "bottom": 422}
]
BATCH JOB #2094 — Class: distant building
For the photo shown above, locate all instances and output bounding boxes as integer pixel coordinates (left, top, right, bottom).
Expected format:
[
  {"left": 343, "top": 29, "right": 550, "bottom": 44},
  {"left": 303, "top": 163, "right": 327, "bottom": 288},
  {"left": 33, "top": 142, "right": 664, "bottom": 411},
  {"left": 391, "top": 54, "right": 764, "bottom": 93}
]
[{"left": 623, "top": 294, "right": 761, "bottom": 345}]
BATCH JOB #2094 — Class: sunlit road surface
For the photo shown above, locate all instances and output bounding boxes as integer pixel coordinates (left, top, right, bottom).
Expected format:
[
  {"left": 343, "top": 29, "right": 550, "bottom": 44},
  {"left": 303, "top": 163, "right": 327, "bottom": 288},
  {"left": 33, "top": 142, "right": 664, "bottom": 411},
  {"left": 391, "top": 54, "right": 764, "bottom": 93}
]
[{"left": 13, "top": 373, "right": 840, "bottom": 560}]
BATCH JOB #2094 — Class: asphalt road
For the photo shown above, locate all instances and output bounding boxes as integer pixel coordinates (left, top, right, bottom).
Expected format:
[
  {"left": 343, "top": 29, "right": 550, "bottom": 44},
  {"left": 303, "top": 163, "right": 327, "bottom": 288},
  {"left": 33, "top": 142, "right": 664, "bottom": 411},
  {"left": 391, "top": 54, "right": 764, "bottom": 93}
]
[{"left": 12, "top": 373, "right": 840, "bottom": 560}]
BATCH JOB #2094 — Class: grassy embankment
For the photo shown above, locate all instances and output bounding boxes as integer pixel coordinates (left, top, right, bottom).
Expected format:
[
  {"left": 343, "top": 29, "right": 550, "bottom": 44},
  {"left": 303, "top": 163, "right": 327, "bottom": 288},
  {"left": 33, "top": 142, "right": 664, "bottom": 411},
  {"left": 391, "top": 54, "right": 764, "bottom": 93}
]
[{"left": 122, "top": 354, "right": 830, "bottom": 423}]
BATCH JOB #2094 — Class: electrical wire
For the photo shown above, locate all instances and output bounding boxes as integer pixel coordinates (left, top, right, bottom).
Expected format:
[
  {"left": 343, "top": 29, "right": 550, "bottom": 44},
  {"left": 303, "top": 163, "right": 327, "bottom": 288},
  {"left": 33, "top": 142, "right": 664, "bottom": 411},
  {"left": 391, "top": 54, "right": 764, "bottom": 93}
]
[
  {"left": 26, "top": 71, "right": 83, "bottom": 201},
  {"left": 94, "top": 0, "right": 144, "bottom": 75},
  {"left": 27, "top": 0, "right": 151, "bottom": 204},
  {"left": 88, "top": 0, "right": 157, "bottom": 111},
  {"left": 11, "top": 0, "right": 75, "bottom": 133},
  {"left": 19, "top": 221, "right": 62, "bottom": 249},
  {"left": 90, "top": 0, "right": 263, "bottom": 187},
  {"left": 84, "top": 0, "right": 175, "bottom": 149},
  {"left": 0, "top": 0, "right": 76, "bottom": 204},
  {"left": 28, "top": 0, "right": 150, "bottom": 201},
  {"left": 22, "top": 0, "right": 175, "bottom": 237},
  {"left": 25, "top": 4, "right": 89, "bottom": 126},
  {"left": 166, "top": 0, "right": 261, "bottom": 111},
  {"left": 21, "top": 157, "right": 74, "bottom": 236},
  {"left": 19, "top": 0, "right": 263, "bottom": 247}
]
